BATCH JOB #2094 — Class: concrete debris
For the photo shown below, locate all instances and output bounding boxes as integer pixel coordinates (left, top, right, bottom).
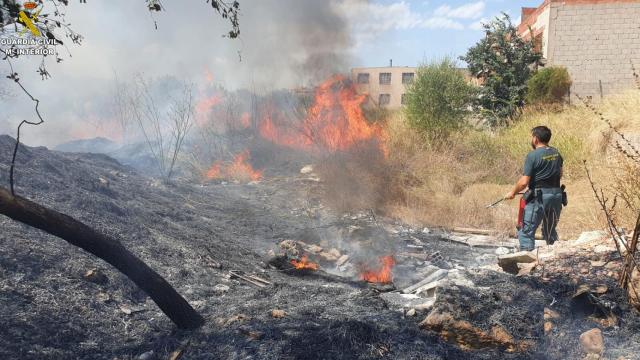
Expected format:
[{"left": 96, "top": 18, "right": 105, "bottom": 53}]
[
  {"left": 516, "top": 262, "right": 538, "bottom": 277},
  {"left": 579, "top": 328, "right": 604, "bottom": 355},
  {"left": 402, "top": 268, "right": 448, "bottom": 294},
  {"left": 498, "top": 251, "right": 537, "bottom": 275},
  {"left": 336, "top": 254, "right": 349, "bottom": 267},
  {"left": 380, "top": 292, "right": 436, "bottom": 311}
]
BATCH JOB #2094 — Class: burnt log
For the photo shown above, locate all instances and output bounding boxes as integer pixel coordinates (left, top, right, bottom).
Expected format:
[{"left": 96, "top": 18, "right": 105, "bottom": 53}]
[{"left": 0, "top": 187, "right": 204, "bottom": 329}]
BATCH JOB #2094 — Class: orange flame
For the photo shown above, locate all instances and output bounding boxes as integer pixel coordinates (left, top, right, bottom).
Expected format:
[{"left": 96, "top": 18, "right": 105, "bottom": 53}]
[
  {"left": 204, "top": 150, "right": 262, "bottom": 182},
  {"left": 290, "top": 254, "right": 319, "bottom": 271},
  {"left": 205, "top": 161, "right": 222, "bottom": 179},
  {"left": 195, "top": 94, "right": 222, "bottom": 126},
  {"left": 259, "top": 75, "right": 386, "bottom": 155},
  {"left": 226, "top": 150, "right": 263, "bottom": 181},
  {"left": 359, "top": 256, "right": 395, "bottom": 284}
]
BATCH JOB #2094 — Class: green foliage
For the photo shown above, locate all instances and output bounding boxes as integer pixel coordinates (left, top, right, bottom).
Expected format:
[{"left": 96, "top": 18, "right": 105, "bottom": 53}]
[
  {"left": 526, "top": 66, "right": 572, "bottom": 104},
  {"left": 403, "top": 57, "right": 474, "bottom": 141},
  {"left": 460, "top": 13, "right": 542, "bottom": 126}
]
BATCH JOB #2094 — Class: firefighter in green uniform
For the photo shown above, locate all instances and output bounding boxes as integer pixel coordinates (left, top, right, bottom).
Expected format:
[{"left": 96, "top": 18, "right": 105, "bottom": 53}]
[{"left": 505, "top": 126, "right": 564, "bottom": 251}]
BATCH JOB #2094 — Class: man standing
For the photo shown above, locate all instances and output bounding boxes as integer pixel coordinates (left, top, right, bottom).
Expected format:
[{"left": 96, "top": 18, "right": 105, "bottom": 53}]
[{"left": 505, "top": 126, "right": 564, "bottom": 251}]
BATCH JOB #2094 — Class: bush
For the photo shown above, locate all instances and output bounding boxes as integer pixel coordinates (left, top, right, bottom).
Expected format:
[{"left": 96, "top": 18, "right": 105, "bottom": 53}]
[
  {"left": 403, "top": 57, "right": 474, "bottom": 141},
  {"left": 526, "top": 67, "right": 572, "bottom": 104}
]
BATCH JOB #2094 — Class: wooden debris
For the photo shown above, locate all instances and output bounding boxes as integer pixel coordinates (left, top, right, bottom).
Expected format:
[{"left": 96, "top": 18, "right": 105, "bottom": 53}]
[{"left": 229, "top": 270, "right": 271, "bottom": 288}]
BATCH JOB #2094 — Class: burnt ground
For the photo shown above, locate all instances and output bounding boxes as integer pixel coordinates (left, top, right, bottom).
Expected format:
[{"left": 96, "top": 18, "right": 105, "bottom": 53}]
[{"left": 0, "top": 134, "right": 639, "bottom": 360}]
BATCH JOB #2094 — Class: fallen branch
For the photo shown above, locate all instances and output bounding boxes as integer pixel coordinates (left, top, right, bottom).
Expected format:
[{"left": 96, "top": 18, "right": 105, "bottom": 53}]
[{"left": 0, "top": 187, "right": 204, "bottom": 329}]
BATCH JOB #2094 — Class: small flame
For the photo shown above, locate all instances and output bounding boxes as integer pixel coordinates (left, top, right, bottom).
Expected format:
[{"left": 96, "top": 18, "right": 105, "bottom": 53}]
[
  {"left": 205, "top": 161, "right": 222, "bottom": 179},
  {"left": 360, "top": 256, "right": 395, "bottom": 284},
  {"left": 290, "top": 254, "right": 319, "bottom": 271},
  {"left": 226, "top": 150, "right": 263, "bottom": 181},
  {"left": 240, "top": 112, "right": 251, "bottom": 129},
  {"left": 204, "top": 150, "right": 262, "bottom": 182}
]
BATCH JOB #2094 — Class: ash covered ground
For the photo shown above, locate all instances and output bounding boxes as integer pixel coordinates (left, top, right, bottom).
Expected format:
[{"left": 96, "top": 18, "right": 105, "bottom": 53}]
[{"left": 1, "top": 135, "right": 639, "bottom": 360}]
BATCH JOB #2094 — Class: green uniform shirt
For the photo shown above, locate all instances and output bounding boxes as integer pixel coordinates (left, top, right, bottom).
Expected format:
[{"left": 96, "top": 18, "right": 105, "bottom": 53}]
[{"left": 523, "top": 146, "right": 563, "bottom": 188}]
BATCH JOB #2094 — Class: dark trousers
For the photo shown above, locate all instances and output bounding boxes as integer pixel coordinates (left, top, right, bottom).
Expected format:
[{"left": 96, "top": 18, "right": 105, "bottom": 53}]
[{"left": 518, "top": 188, "right": 563, "bottom": 251}]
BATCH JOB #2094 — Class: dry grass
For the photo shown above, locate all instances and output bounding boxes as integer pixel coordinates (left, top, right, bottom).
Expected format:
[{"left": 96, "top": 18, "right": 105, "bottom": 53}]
[{"left": 383, "top": 90, "right": 640, "bottom": 240}]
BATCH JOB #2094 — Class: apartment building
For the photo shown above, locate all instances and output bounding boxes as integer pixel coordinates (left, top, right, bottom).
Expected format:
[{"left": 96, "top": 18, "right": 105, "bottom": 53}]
[{"left": 350, "top": 66, "right": 416, "bottom": 109}]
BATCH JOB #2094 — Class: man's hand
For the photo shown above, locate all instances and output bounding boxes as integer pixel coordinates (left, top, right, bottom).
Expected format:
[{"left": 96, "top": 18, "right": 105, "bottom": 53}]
[{"left": 504, "top": 190, "right": 516, "bottom": 200}]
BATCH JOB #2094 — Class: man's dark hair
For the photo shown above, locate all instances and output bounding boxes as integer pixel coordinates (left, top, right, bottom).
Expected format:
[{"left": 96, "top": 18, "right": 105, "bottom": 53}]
[{"left": 532, "top": 126, "right": 552, "bottom": 143}]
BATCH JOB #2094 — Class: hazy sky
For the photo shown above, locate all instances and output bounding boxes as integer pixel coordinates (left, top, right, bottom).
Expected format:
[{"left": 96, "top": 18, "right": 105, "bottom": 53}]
[{"left": 0, "top": 0, "right": 543, "bottom": 146}]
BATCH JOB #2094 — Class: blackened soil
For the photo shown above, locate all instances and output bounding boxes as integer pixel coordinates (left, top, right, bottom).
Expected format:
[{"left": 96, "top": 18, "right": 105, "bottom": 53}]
[{"left": 1, "top": 135, "right": 639, "bottom": 360}]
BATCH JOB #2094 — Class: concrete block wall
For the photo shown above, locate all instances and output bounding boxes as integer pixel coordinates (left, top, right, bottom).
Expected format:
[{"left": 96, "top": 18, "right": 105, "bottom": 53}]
[{"left": 546, "top": 1, "right": 640, "bottom": 100}]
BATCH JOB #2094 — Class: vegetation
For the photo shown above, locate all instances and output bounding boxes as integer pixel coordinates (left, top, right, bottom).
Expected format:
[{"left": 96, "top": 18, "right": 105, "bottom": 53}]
[
  {"left": 461, "top": 13, "right": 542, "bottom": 126},
  {"left": 403, "top": 57, "right": 474, "bottom": 141},
  {"left": 385, "top": 90, "right": 640, "bottom": 239},
  {"left": 526, "top": 67, "right": 572, "bottom": 105}
]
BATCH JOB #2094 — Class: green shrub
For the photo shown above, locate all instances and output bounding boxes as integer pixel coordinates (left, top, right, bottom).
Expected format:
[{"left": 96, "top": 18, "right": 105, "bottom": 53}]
[
  {"left": 460, "top": 13, "right": 542, "bottom": 126},
  {"left": 526, "top": 67, "right": 572, "bottom": 104},
  {"left": 403, "top": 57, "right": 474, "bottom": 141}
]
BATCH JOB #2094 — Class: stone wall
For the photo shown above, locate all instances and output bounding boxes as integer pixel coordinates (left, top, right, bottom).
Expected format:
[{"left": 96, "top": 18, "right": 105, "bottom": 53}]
[{"left": 546, "top": 1, "right": 640, "bottom": 100}]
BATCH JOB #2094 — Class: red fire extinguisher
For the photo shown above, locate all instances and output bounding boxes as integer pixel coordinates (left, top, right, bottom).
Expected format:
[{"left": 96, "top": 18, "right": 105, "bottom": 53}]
[{"left": 516, "top": 197, "right": 526, "bottom": 231}]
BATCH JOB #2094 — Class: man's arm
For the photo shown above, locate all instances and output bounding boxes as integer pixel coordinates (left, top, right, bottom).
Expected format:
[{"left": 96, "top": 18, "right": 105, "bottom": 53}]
[{"left": 505, "top": 175, "right": 530, "bottom": 200}]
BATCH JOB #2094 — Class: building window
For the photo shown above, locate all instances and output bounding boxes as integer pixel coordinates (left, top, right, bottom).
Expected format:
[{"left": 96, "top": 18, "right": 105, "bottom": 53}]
[
  {"left": 379, "top": 72, "right": 391, "bottom": 85},
  {"left": 401, "top": 93, "right": 407, "bottom": 105},
  {"left": 402, "top": 73, "right": 414, "bottom": 84},
  {"left": 379, "top": 94, "right": 391, "bottom": 106},
  {"left": 357, "top": 73, "right": 370, "bottom": 84}
]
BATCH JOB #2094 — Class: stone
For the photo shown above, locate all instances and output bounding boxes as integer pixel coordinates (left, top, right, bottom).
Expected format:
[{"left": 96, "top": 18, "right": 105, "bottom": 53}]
[
  {"left": 270, "top": 309, "right": 286, "bottom": 318},
  {"left": 138, "top": 350, "right": 155, "bottom": 360},
  {"left": 495, "top": 247, "right": 510, "bottom": 256},
  {"left": 594, "top": 244, "right": 613, "bottom": 254},
  {"left": 544, "top": 321, "right": 554, "bottom": 335},
  {"left": 579, "top": 328, "right": 604, "bottom": 355},
  {"left": 300, "top": 165, "right": 314, "bottom": 174},
  {"left": 544, "top": 307, "right": 560, "bottom": 320},
  {"left": 406, "top": 308, "right": 416, "bottom": 317},
  {"left": 498, "top": 251, "right": 537, "bottom": 275},
  {"left": 213, "top": 284, "right": 230, "bottom": 294},
  {"left": 574, "top": 231, "right": 608, "bottom": 246},
  {"left": 83, "top": 268, "right": 108, "bottom": 285}
]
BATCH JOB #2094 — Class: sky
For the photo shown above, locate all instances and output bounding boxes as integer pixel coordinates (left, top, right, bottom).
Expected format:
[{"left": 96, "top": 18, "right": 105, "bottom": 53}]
[
  {"left": 347, "top": 0, "right": 542, "bottom": 67},
  {"left": 0, "top": 0, "right": 544, "bottom": 146}
]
